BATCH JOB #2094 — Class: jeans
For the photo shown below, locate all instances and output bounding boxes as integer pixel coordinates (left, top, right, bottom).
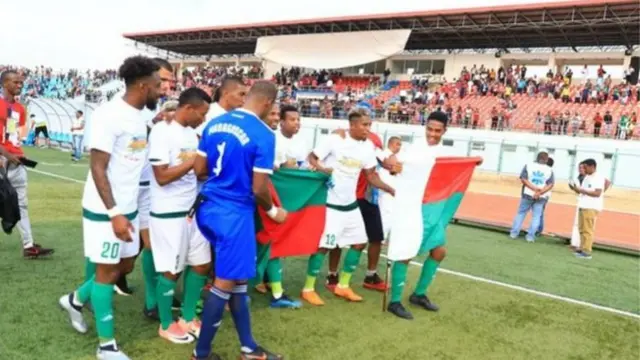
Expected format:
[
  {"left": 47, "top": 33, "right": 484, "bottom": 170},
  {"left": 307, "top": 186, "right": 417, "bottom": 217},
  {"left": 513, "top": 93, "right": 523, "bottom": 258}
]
[
  {"left": 510, "top": 196, "right": 547, "bottom": 241},
  {"left": 72, "top": 135, "right": 83, "bottom": 159},
  {"left": 537, "top": 202, "right": 547, "bottom": 234}
]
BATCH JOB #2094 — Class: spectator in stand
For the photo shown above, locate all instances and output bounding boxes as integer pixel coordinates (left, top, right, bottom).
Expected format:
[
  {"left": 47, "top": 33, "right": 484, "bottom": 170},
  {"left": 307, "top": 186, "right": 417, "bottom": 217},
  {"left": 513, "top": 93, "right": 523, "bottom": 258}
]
[
  {"left": 544, "top": 111, "right": 553, "bottom": 135},
  {"left": 618, "top": 113, "right": 630, "bottom": 140},
  {"left": 571, "top": 112, "right": 581, "bottom": 137},
  {"left": 603, "top": 110, "right": 613, "bottom": 137},
  {"left": 593, "top": 112, "right": 603, "bottom": 137},
  {"left": 0, "top": 70, "right": 55, "bottom": 259}
]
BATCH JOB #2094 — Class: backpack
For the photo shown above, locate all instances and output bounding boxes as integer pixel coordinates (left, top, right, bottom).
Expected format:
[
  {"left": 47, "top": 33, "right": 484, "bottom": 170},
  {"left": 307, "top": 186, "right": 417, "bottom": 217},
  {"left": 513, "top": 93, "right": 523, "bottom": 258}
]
[{"left": 0, "top": 166, "right": 21, "bottom": 234}]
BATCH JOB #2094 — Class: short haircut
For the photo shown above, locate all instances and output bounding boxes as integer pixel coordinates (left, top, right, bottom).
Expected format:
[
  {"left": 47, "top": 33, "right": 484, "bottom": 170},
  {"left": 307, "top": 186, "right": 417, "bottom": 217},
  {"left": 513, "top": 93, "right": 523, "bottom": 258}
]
[
  {"left": 247, "top": 80, "right": 278, "bottom": 103},
  {"left": 388, "top": 136, "right": 401, "bottom": 146},
  {"left": 178, "top": 87, "right": 212, "bottom": 107},
  {"left": 348, "top": 108, "right": 369, "bottom": 122},
  {"left": 76, "top": 110, "right": 84, "bottom": 115},
  {"left": 547, "top": 157, "right": 554, "bottom": 167},
  {"left": 118, "top": 55, "right": 160, "bottom": 87},
  {"left": 213, "top": 76, "right": 244, "bottom": 102},
  {"left": 536, "top": 151, "right": 549, "bottom": 162},
  {"left": 582, "top": 158, "right": 597, "bottom": 168},
  {"left": 151, "top": 58, "right": 173, "bottom": 72},
  {"left": 280, "top": 104, "right": 299, "bottom": 120},
  {"left": 427, "top": 111, "right": 448, "bottom": 126},
  {"left": 0, "top": 69, "right": 18, "bottom": 85}
]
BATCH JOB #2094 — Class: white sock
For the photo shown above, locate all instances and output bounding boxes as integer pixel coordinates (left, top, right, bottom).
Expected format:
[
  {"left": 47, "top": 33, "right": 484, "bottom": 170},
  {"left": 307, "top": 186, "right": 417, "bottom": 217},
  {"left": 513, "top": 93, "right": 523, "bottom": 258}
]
[{"left": 366, "top": 270, "right": 377, "bottom": 276}]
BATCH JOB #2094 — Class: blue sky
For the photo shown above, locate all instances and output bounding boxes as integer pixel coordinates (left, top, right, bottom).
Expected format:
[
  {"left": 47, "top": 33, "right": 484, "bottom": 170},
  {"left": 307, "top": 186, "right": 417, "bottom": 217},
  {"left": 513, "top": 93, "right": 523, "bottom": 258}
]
[{"left": 1, "top": 0, "right": 572, "bottom": 69}]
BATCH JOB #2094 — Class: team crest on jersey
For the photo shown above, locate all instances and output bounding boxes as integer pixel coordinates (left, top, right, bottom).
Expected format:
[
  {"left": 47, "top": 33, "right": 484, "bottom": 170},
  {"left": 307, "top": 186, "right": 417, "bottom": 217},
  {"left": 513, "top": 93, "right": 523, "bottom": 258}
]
[
  {"left": 128, "top": 136, "right": 148, "bottom": 152},
  {"left": 338, "top": 156, "right": 362, "bottom": 169},
  {"left": 178, "top": 148, "right": 197, "bottom": 162}
]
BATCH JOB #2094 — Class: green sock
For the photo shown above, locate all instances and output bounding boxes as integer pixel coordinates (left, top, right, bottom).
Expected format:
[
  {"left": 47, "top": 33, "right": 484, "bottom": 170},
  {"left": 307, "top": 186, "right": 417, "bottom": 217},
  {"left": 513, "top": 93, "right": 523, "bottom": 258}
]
[
  {"left": 91, "top": 282, "right": 115, "bottom": 341},
  {"left": 338, "top": 248, "right": 362, "bottom": 287},
  {"left": 250, "top": 242, "right": 271, "bottom": 287},
  {"left": 182, "top": 268, "right": 207, "bottom": 322},
  {"left": 84, "top": 257, "right": 96, "bottom": 283},
  {"left": 141, "top": 249, "right": 158, "bottom": 310},
  {"left": 414, "top": 257, "right": 440, "bottom": 296},
  {"left": 76, "top": 276, "right": 95, "bottom": 304},
  {"left": 156, "top": 276, "right": 177, "bottom": 330},
  {"left": 390, "top": 262, "right": 408, "bottom": 303},
  {"left": 266, "top": 258, "right": 283, "bottom": 297},
  {"left": 303, "top": 252, "right": 326, "bottom": 291}
]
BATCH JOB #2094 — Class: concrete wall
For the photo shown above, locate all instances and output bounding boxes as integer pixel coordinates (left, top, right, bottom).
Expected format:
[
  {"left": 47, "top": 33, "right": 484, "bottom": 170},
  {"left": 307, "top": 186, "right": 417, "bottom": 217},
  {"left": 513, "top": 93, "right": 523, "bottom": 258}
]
[{"left": 297, "top": 117, "right": 640, "bottom": 189}]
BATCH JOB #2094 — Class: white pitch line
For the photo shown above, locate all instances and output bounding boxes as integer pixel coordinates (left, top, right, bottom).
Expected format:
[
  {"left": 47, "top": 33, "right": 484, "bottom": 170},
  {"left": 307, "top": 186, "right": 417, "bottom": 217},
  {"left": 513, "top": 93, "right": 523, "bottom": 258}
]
[
  {"left": 27, "top": 167, "right": 640, "bottom": 320},
  {"left": 378, "top": 253, "right": 640, "bottom": 320}
]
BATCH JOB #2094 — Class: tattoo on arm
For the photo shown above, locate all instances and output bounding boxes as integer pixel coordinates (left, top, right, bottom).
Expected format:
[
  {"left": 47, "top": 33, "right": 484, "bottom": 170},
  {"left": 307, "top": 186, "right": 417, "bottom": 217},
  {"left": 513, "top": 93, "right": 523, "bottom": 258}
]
[{"left": 90, "top": 149, "right": 116, "bottom": 209}]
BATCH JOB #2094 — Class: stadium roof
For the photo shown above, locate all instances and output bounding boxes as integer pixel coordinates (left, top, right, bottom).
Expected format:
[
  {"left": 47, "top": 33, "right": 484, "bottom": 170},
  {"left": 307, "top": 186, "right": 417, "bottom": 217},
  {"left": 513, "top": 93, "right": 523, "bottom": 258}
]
[{"left": 123, "top": 0, "right": 640, "bottom": 56}]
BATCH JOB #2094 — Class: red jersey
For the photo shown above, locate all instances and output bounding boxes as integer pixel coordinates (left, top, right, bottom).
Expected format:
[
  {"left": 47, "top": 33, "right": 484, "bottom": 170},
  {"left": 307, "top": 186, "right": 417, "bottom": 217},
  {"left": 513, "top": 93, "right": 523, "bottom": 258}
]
[
  {"left": 356, "top": 132, "right": 383, "bottom": 199},
  {"left": 0, "top": 98, "right": 26, "bottom": 156}
]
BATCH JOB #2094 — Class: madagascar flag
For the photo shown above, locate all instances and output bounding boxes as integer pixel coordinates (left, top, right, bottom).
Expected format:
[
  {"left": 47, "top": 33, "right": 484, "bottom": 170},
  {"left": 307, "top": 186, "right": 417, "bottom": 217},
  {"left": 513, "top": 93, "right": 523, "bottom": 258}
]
[
  {"left": 256, "top": 168, "right": 329, "bottom": 258},
  {"left": 387, "top": 156, "right": 481, "bottom": 261}
]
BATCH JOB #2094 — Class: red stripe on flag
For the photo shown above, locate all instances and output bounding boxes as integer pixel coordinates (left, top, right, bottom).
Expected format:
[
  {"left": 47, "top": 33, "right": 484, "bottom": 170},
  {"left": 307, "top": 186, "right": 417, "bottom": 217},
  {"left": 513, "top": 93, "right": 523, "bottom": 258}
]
[{"left": 422, "top": 157, "right": 482, "bottom": 204}]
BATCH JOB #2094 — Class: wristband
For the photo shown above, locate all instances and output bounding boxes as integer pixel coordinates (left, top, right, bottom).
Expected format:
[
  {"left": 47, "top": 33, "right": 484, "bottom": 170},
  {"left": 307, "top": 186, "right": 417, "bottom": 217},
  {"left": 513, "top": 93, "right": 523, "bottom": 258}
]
[
  {"left": 266, "top": 206, "right": 279, "bottom": 219},
  {"left": 107, "top": 206, "right": 122, "bottom": 219}
]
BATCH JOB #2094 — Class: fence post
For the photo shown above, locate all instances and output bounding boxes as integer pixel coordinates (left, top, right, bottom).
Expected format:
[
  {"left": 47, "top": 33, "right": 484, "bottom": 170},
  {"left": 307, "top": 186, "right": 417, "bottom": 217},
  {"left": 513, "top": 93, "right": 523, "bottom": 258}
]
[
  {"left": 312, "top": 125, "right": 319, "bottom": 148},
  {"left": 466, "top": 136, "right": 473, "bottom": 156},
  {"left": 610, "top": 148, "right": 618, "bottom": 185},
  {"left": 382, "top": 130, "right": 388, "bottom": 147},
  {"left": 569, "top": 144, "right": 578, "bottom": 180},
  {"left": 496, "top": 139, "right": 505, "bottom": 174}
]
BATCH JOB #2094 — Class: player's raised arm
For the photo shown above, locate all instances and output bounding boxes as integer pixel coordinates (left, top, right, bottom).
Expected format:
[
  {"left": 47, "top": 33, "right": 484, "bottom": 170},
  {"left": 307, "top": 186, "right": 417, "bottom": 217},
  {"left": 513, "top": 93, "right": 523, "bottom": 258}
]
[{"left": 307, "top": 134, "right": 336, "bottom": 175}]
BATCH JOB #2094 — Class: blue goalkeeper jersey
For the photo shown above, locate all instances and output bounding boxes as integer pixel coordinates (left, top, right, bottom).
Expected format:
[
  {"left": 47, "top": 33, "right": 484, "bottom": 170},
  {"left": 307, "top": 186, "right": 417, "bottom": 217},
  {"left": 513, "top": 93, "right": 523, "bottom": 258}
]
[{"left": 197, "top": 108, "right": 275, "bottom": 212}]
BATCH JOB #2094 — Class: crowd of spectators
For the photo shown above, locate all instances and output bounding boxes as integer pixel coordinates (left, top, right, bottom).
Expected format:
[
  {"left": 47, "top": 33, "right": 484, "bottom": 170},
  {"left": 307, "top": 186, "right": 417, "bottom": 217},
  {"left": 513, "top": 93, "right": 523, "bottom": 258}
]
[{"left": 0, "top": 65, "right": 118, "bottom": 101}]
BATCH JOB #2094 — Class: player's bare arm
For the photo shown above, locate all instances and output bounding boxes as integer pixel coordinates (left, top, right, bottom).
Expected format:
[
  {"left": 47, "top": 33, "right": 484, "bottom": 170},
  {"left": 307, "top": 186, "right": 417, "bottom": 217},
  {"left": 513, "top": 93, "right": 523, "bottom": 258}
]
[
  {"left": 194, "top": 154, "right": 208, "bottom": 180},
  {"left": 364, "top": 167, "right": 395, "bottom": 196},
  {"left": 253, "top": 172, "right": 287, "bottom": 223},
  {"left": 91, "top": 149, "right": 133, "bottom": 241},
  {"left": 152, "top": 156, "right": 196, "bottom": 186},
  {"left": 90, "top": 149, "right": 117, "bottom": 209},
  {"left": 307, "top": 152, "right": 333, "bottom": 175},
  {"left": 0, "top": 145, "right": 20, "bottom": 165}
]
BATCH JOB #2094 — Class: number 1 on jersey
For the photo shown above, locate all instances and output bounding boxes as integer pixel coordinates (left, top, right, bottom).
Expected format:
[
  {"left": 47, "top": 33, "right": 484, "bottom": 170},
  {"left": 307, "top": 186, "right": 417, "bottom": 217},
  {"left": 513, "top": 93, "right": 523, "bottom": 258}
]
[{"left": 213, "top": 142, "right": 226, "bottom": 176}]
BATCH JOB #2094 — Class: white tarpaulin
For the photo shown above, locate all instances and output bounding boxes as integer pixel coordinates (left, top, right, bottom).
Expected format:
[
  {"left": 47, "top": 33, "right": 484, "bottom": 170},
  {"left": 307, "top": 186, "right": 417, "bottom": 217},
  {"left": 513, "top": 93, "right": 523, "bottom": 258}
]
[{"left": 254, "top": 30, "right": 411, "bottom": 69}]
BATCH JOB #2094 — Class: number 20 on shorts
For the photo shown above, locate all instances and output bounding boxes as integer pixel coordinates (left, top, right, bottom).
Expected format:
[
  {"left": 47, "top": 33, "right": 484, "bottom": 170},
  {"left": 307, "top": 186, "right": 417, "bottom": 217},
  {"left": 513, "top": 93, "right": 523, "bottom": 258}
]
[{"left": 100, "top": 241, "right": 120, "bottom": 260}]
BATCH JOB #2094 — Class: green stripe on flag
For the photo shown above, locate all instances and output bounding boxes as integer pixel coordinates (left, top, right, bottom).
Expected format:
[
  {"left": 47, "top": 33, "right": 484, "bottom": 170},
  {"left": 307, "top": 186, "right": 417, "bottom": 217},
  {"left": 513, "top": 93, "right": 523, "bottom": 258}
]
[
  {"left": 271, "top": 168, "right": 329, "bottom": 212},
  {"left": 419, "top": 192, "right": 465, "bottom": 255}
]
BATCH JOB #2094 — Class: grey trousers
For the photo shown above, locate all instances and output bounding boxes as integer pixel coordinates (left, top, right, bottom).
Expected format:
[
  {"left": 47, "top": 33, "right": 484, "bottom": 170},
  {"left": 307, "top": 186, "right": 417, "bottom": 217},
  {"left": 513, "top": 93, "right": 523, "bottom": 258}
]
[{"left": 6, "top": 164, "right": 34, "bottom": 248}]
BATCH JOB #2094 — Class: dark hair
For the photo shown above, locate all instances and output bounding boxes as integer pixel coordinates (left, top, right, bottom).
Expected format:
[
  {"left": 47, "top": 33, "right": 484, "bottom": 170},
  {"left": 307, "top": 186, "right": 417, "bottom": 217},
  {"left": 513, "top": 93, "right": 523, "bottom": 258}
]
[
  {"left": 536, "top": 151, "right": 549, "bottom": 162},
  {"left": 427, "top": 111, "right": 448, "bottom": 126},
  {"left": 213, "top": 76, "right": 244, "bottom": 103},
  {"left": 582, "top": 158, "right": 597, "bottom": 168},
  {"left": 280, "top": 104, "right": 298, "bottom": 120},
  {"left": 546, "top": 157, "right": 554, "bottom": 167},
  {"left": 388, "top": 136, "right": 401, "bottom": 145},
  {"left": 247, "top": 80, "right": 277, "bottom": 103},
  {"left": 118, "top": 56, "right": 160, "bottom": 87},
  {"left": 151, "top": 58, "right": 173, "bottom": 72},
  {"left": 76, "top": 110, "right": 84, "bottom": 115},
  {"left": 348, "top": 108, "right": 369, "bottom": 122},
  {"left": 0, "top": 70, "right": 18, "bottom": 85},
  {"left": 178, "top": 87, "right": 212, "bottom": 107}
]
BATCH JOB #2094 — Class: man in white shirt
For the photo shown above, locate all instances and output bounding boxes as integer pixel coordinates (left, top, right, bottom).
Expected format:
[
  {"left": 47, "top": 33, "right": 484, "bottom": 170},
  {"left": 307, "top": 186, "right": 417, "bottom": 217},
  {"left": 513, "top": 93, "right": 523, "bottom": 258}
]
[
  {"left": 302, "top": 109, "right": 395, "bottom": 306},
  {"left": 509, "top": 152, "right": 555, "bottom": 243},
  {"left": 148, "top": 87, "right": 212, "bottom": 344},
  {"left": 58, "top": 55, "right": 162, "bottom": 360},
  {"left": 196, "top": 76, "right": 246, "bottom": 137},
  {"left": 569, "top": 158, "right": 605, "bottom": 259},
  {"left": 274, "top": 105, "right": 305, "bottom": 168},
  {"left": 378, "top": 136, "right": 402, "bottom": 238},
  {"left": 113, "top": 59, "right": 178, "bottom": 319},
  {"left": 71, "top": 110, "right": 85, "bottom": 161}
]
